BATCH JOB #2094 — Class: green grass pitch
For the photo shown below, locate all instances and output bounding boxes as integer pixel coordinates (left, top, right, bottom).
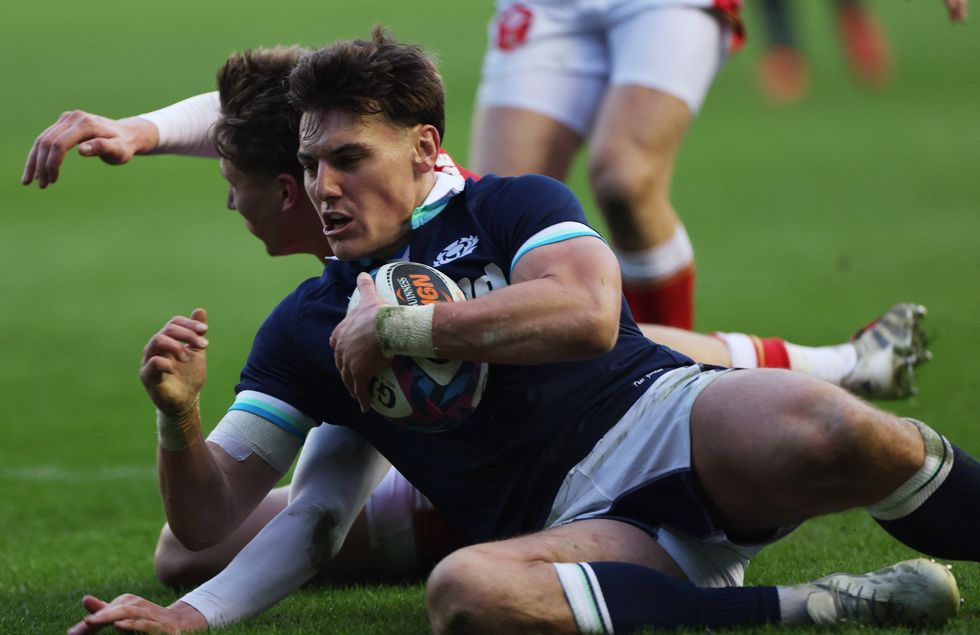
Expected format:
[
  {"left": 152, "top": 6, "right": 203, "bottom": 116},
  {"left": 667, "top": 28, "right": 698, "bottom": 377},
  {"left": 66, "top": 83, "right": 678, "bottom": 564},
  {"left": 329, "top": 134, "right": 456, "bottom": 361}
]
[{"left": 0, "top": 1, "right": 977, "bottom": 632}]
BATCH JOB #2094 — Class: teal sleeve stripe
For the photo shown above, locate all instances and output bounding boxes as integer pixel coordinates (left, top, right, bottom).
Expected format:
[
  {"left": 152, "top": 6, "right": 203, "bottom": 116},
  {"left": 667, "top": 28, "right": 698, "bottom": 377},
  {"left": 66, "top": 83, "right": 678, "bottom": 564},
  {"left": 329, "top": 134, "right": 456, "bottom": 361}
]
[
  {"left": 228, "top": 402, "right": 306, "bottom": 440},
  {"left": 510, "top": 229, "right": 604, "bottom": 275},
  {"left": 235, "top": 395, "right": 313, "bottom": 430}
]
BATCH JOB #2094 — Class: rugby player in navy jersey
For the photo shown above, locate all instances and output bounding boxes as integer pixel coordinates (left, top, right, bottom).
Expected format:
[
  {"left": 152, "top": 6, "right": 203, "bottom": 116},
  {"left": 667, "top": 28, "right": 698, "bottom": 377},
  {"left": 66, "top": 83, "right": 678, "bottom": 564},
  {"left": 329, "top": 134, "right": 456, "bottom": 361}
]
[
  {"left": 27, "top": 46, "right": 937, "bottom": 628},
  {"left": 36, "top": 47, "right": 933, "bottom": 635},
  {"left": 67, "top": 29, "right": 979, "bottom": 634}
]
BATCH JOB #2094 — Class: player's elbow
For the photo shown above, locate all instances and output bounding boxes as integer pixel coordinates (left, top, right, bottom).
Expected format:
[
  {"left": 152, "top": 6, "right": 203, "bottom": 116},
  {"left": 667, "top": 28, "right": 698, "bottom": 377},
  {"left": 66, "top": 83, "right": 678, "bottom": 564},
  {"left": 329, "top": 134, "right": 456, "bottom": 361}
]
[
  {"left": 154, "top": 524, "right": 215, "bottom": 589},
  {"left": 579, "top": 319, "right": 619, "bottom": 357},
  {"left": 576, "top": 300, "right": 620, "bottom": 356},
  {"left": 169, "top": 527, "right": 224, "bottom": 553},
  {"left": 164, "top": 512, "right": 237, "bottom": 552}
]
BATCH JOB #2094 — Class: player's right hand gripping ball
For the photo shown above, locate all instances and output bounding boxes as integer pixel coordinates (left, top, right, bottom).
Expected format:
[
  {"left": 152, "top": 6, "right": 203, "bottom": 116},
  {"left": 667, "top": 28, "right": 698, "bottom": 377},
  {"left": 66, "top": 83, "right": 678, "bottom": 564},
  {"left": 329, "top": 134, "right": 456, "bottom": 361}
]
[{"left": 347, "top": 262, "right": 488, "bottom": 433}]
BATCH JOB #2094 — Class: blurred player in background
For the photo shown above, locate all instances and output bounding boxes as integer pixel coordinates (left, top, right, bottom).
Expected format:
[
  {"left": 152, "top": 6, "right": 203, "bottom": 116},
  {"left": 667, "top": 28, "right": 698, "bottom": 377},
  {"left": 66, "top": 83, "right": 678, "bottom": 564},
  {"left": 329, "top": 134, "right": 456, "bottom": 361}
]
[
  {"left": 469, "top": 0, "right": 967, "bottom": 325},
  {"left": 471, "top": 0, "right": 746, "bottom": 329},
  {"left": 756, "top": 0, "right": 968, "bottom": 103},
  {"left": 758, "top": 0, "right": 892, "bottom": 102},
  {"left": 25, "top": 41, "right": 931, "bottom": 587}
]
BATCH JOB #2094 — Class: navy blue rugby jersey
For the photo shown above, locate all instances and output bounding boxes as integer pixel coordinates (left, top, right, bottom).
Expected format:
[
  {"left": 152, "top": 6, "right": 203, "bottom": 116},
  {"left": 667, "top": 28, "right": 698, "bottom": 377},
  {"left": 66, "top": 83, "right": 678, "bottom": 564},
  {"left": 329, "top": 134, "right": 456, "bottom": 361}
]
[{"left": 236, "top": 174, "right": 695, "bottom": 543}]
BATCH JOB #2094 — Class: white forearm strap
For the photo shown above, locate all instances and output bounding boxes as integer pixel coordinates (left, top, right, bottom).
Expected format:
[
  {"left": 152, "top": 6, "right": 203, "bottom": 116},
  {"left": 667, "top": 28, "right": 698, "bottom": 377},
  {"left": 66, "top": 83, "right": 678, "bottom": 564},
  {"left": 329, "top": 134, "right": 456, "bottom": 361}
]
[
  {"left": 867, "top": 418, "right": 954, "bottom": 520},
  {"left": 156, "top": 404, "right": 199, "bottom": 451},
  {"left": 138, "top": 92, "right": 221, "bottom": 158},
  {"left": 375, "top": 304, "right": 436, "bottom": 358}
]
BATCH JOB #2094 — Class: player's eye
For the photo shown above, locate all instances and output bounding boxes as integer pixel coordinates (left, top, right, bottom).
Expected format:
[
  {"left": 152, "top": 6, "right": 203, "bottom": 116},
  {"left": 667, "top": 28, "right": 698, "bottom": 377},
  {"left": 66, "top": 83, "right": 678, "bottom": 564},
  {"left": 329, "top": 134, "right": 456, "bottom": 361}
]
[
  {"left": 333, "top": 154, "right": 360, "bottom": 170},
  {"left": 296, "top": 154, "right": 317, "bottom": 174}
]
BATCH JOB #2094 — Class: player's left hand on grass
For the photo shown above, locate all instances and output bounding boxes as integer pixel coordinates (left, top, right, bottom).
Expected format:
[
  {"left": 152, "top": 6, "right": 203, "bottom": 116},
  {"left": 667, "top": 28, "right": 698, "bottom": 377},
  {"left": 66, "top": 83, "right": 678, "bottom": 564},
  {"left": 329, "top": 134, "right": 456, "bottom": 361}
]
[
  {"left": 331, "top": 272, "right": 392, "bottom": 412},
  {"left": 66, "top": 594, "right": 208, "bottom": 634}
]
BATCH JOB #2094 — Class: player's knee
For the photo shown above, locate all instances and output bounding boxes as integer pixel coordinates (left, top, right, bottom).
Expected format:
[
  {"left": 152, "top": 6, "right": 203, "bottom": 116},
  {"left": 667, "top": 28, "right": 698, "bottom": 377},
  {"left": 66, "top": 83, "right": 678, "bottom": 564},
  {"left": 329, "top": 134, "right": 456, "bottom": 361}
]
[
  {"left": 778, "top": 391, "right": 878, "bottom": 479},
  {"left": 588, "top": 146, "right": 667, "bottom": 210},
  {"left": 589, "top": 159, "right": 642, "bottom": 214},
  {"left": 153, "top": 526, "right": 207, "bottom": 589},
  {"left": 426, "top": 547, "right": 497, "bottom": 634}
]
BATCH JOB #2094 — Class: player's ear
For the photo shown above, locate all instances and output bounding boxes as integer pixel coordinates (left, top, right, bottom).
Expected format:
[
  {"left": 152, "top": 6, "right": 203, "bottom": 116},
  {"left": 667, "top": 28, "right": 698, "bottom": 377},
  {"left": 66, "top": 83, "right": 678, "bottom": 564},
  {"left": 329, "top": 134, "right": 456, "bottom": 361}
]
[
  {"left": 413, "top": 124, "right": 440, "bottom": 174},
  {"left": 277, "top": 173, "right": 303, "bottom": 212}
]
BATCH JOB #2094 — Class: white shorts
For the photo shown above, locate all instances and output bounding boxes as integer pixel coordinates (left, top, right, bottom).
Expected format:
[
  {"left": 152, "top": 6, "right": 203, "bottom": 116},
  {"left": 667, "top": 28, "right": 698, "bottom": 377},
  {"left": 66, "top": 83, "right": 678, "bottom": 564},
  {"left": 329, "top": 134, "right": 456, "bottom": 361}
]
[
  {"left": 546, "top": 364, "right": 794, "bottom": 588},
  {"left": 365, "top": 467, "right": 461, "bottom": 578},
  {"left": 364, "top": 467, "right": 431, "bottom": 578},
  {"left": 477, "top": 0, "right": 731, "bottom": 135}
]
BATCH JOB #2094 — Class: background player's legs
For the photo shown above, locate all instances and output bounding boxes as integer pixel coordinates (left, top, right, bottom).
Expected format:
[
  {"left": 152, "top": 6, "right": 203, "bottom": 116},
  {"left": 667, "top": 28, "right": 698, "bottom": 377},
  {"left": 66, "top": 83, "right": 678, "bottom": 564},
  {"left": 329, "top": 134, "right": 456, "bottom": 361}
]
[
  {"left": 835, "top": 0, "right": 892, "bottom": 88},
  {"left": 588, "top": 3, "right": 726, "bottom": 329},
  {"left": 588, "top": 85, "right": 694, "bottom": 328},
  {"left": 696, "top": 302, "right": 930, "bottom": 399},
  {"left": 756, "top": 0, "right": 810, "bottom": 102},
  {"left": 469, "top": 106, "right": 582, "bottom": 180}
]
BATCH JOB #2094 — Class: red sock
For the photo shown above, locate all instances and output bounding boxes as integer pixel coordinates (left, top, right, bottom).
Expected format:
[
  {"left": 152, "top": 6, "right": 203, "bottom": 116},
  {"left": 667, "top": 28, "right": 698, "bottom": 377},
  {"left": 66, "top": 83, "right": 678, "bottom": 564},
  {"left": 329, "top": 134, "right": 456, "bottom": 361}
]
[
  {"left": 622, "top": 265, "right": 695, "bottom": 330},
  {"left": 754, "top": 336, "right": 790, "bottom": 369}
]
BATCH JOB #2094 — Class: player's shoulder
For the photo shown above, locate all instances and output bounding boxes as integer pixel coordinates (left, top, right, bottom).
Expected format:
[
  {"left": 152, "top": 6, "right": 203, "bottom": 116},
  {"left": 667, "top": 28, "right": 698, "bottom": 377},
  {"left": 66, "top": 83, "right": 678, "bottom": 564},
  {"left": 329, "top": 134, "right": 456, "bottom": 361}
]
[
  {"left": 464, "top": 173, "right": 578, "bottom": 216},
  {"left": 467, "top": 172, "right": 570, "bottom": 197},
  {"left": 263, "top": 262, "right": 352, "bottom": 326}
]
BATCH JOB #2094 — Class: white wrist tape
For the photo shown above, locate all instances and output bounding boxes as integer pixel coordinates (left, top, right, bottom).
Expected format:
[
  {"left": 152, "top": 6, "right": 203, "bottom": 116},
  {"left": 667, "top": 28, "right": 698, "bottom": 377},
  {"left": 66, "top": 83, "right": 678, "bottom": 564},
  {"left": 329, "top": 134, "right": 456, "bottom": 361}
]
[
  {"left": 375, "top": 304, "right": 436, "bottom": 358},
  {"left": 156, "top": 403, "right": 200, "bottom": 451}
]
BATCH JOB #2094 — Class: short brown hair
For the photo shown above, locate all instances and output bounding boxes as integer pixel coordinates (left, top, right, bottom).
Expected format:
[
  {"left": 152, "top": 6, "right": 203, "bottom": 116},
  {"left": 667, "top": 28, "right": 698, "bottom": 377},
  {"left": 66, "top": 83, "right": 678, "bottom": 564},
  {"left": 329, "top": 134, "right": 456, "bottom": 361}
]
[
  {"left": 287, "top": 27, "right": 445, "bottom": 143},
  {"left": 213, "top": 45, "right": 307, "bottom": 177}
]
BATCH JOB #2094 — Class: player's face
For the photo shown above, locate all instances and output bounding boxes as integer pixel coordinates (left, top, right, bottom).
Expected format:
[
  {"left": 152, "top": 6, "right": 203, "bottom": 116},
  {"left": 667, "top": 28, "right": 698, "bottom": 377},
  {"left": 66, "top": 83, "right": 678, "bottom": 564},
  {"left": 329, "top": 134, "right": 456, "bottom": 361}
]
[
  {"left": 297, "top": 109, "right": 432, "bottom": 262},
  {"left": 219, "top": 159, "right": 287, "bottom": 255}
]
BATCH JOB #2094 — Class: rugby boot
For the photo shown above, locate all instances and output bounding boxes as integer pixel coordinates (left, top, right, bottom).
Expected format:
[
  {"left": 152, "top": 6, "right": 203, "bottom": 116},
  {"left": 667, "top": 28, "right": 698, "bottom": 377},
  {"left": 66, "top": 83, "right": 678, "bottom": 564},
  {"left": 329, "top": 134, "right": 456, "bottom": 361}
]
[
  {"left": 804, "top": 558, "right": 960, "bottom": 627},
  {"left": 842, "top": 303, "right": 930, "bottom": 399}
]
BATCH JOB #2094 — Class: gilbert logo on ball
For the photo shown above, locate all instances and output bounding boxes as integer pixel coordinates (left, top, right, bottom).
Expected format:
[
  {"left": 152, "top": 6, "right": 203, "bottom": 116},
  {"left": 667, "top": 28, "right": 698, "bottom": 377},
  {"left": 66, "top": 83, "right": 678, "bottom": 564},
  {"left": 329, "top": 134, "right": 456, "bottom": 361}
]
[{"left": 348, "top": 262, "right": 488, "bottom": 433}]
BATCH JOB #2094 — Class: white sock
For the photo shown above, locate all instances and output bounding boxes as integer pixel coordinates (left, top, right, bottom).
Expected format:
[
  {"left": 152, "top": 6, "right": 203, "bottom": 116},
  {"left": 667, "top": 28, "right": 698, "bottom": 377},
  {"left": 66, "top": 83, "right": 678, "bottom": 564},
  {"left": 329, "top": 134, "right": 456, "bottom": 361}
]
[
  {"left": 616, "top": 224, "right": 694, "bottom": 284},
  {"left": 785, "top": 342, "right": 857, "bottom": 383},
  {"left": 713, "top": 332, "right": 759, "bottom": 368},
  {"left": 777, "top": 584, "right": 817, "bottom": 625},
  {"left": 867, "top": 419, "right": 954, "bottom": 520}
]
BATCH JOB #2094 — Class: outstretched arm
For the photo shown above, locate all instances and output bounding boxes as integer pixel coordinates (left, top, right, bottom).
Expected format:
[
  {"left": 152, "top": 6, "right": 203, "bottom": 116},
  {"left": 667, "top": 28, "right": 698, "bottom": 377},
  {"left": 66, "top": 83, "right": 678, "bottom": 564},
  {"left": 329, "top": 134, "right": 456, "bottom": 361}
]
[
  {"left": 22, "top": 112, "right": 158, "bottom": 188},
  {"left": 23, "top": 92, "right": 220, "bottom": 189}
]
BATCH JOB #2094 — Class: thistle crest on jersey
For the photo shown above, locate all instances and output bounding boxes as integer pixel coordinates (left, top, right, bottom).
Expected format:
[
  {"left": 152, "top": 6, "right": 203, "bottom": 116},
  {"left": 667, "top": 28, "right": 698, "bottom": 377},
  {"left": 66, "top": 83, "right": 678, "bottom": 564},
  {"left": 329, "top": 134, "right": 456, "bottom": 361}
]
[
  {"left": 348, "top": 262, "right": 488, "bottom": 433},
  {"left": 433, "top": 236, "right": 479, "bottom": 267}
]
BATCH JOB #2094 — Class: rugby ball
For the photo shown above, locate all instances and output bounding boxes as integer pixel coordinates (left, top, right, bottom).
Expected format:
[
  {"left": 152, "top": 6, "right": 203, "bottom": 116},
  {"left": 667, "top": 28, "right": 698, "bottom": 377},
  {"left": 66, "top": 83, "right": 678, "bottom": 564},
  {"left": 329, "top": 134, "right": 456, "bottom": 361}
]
[{"left": 348, "top": 262, "right": 488, "bottom": 433}]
